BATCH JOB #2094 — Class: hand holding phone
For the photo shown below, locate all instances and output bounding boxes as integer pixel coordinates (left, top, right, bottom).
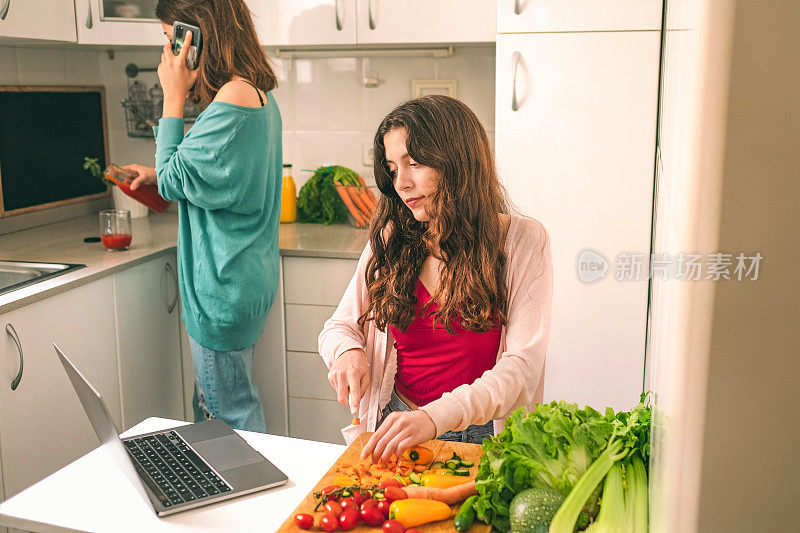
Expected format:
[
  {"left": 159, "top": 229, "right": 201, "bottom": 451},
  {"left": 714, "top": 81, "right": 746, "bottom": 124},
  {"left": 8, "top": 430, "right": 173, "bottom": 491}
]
[{"left": 171, "top": 21, "right": 202, "bottom": 70}]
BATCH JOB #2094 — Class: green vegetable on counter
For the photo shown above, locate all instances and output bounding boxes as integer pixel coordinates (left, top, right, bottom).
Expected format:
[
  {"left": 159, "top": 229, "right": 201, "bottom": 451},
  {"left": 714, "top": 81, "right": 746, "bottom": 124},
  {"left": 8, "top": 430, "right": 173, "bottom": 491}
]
[{"left": 296, "top": 165, "right": 362, "bottom": 225}]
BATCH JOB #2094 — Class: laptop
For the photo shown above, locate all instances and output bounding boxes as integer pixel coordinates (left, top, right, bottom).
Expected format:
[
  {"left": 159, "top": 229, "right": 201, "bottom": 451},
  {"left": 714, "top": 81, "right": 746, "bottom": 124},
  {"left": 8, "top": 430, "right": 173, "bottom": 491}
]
[{"left": 54, "top": 344, "right": 288, "bottom": 516}]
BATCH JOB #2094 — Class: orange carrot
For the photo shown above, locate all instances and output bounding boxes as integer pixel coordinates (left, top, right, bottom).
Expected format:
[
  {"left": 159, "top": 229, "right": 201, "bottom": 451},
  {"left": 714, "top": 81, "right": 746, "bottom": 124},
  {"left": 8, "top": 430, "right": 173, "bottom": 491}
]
[
  {"left": 402, "top": 480, "right": 477, "bottom": 505},
  {"left": 357, "top": 187, "right": 376, "bottom": 213},
  {"left": 345, "top": 185, "right": 373, "bottom": 218},
  {"left": 357, "top": 175, "right": 378, "bottom": 204},
  {"left": 334, "top": 183, "right": 367, "bottom": 227}
]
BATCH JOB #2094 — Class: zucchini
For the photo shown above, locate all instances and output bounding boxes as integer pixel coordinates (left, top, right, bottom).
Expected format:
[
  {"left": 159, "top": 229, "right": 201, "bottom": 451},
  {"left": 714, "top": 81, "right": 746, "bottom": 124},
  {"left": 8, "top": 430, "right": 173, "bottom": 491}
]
[
  {"left": 408, "top": 472, "right": 422, "bottom": 485},
  {"left": 453, "top": 468, "right": 470, "bottom": 476},
  {"left": 430, "top": 461, "right": 445, "bottom": 470},
  {"left": 445, "top": 459, "right": 461, "bottom": 470},
  {"left": 460, "top": 460, "right": 474, "bottom": 468},
  {"left": 454, "top": 495, "right": 478, "bottom": 531}
]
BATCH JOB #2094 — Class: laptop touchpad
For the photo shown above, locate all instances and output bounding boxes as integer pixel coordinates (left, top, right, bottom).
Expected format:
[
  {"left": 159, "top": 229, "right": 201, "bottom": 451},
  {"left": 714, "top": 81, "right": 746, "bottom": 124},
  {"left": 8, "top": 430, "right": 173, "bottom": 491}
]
[{"left": 193, "top": 435, "right": 266, "bottom": 471}]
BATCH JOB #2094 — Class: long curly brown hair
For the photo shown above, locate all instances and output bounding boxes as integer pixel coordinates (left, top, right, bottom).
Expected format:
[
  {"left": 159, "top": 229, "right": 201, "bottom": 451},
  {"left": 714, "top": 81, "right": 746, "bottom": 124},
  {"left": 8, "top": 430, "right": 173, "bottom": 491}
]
[
  {"left": 358, "top": 95, "right": 510, "bottom": 335},
  {"left": 156, "top": 0, "right": 277, "bottom": 104}
]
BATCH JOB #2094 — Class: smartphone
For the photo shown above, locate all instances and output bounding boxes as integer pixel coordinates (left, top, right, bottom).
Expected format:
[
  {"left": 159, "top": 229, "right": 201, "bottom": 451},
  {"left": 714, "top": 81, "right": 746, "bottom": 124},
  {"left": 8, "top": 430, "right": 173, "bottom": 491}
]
[{"left": 171, "top": 21, "right": 202, "bottom": 70}]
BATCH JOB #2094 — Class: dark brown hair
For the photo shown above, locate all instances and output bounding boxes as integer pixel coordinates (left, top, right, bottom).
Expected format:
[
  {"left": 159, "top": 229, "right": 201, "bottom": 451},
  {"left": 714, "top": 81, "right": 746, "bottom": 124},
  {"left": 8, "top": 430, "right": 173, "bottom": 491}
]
[
  {"left": 359, "top": 95, "right": 510, "bottom": 334},
  {"left": 156, "top": 0, "right": 277, "bottom": 104}
]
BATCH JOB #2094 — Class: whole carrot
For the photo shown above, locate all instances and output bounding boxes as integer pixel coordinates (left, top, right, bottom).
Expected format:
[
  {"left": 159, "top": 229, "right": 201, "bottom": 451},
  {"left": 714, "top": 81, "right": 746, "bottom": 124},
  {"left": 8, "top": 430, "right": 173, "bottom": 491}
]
[
  {"left": 345, "top": 185, "right": 373, "bottom": 219},
  {"left": 357, "top": 175, "right": 378, "bottom": 204},
  {"left": 334, "top": 183, "right": 367, "bottom": 227}
]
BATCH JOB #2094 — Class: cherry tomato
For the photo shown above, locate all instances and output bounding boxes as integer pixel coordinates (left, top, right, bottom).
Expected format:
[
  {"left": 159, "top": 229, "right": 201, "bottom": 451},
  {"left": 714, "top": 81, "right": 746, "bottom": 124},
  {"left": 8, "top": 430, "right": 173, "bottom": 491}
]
[
  {"left": 361, "top": 498, "right": 379, "bottom": 509},
  {"left": 320, "top": 512, "right": 339, "bottom": 532},
  {"left": 324, "top": 500, "right": 344, "bottom": 517},
  {"left": 293, "top": 513, "right": 314, "bottom": 530},
  {"left": 377, "top": 499, "right": 392, "bottom": 518},
  {"left": 338, "top": 508, "right": 360, "bottom": 531},
  {"left": 361, "top": 505, "right": 385, "bottom": 526},
  {"left": 320, "top": 485, "right": 341, "bottom": 501},
  {"left": 352, "top": 489, "right": 370, "bottom": 506},
  {"left": 378, "top": 479, "right": 404, "bottom": 489},
  {"left": 339, "top": 497, "right": 358, "bottom": 512},
  {"left": 383, "top": 486, "right": 408, "bottom": 503},
  {"left": 382, "top": 519, "right": 405, "bottom": 533}
]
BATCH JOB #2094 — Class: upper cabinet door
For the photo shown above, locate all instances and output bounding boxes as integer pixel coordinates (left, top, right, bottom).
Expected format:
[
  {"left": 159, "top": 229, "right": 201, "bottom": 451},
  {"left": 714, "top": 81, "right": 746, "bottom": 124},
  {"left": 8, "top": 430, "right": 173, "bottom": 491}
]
[
  {"left": 249, "top": 0, "right": 357, "bottom": 46},
  {"left": 497, "top": 0, "right": 662, "bottom": 32},
  {"left": 75, "top": 0, "right": 165, "bottom": 45},
  {"left": 0, "top": 0, "right": 76, "bottom": 42},
  {"left": 356, "top": 0, "right": 496, "bottom": 44}
]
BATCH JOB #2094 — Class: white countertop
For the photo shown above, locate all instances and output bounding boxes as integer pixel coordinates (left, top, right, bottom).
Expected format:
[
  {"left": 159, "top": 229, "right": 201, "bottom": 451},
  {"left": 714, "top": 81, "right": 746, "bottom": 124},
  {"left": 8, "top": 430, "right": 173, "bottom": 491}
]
[
  {"left": 0, "top": 417, "right": 345, "bottom": 533},
  {"left": 0, "top": 212, "right": 369, "bottom": 314}
]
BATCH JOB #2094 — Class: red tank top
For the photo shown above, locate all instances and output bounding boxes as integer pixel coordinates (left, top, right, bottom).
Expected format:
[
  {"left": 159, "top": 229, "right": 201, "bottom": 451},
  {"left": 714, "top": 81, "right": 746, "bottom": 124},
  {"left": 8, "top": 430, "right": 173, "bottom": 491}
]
[{"left": 389, "top": 279, "right": 501, "bottom": 407}]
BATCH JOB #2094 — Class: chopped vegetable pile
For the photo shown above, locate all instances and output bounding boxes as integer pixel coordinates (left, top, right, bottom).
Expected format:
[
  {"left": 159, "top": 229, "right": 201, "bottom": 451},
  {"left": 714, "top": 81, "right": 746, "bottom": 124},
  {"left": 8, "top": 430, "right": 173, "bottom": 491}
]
[{"left": 471, "top": 393, "right": 652, "bottom": 532}]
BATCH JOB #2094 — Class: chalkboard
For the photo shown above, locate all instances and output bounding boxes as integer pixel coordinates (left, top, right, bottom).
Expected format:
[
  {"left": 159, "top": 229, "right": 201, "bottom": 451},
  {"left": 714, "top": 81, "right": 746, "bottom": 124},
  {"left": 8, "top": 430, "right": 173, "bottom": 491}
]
[{"left": 0, "top": 86, "right": 109, "bottom": 216}]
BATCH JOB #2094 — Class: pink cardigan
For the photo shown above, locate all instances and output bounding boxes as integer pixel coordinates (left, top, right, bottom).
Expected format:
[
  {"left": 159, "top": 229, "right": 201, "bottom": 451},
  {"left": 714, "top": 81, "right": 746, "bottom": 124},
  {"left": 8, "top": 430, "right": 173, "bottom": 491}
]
[{"left": 318, "top": 215, "right": 553, "bottom": 445}]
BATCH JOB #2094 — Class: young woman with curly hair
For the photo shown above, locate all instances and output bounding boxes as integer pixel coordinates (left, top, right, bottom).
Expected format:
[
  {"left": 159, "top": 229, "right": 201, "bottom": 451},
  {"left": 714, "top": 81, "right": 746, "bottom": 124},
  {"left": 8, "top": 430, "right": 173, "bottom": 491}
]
[{"left": 319, "top": 95, "right": 553, "bottom": 460}]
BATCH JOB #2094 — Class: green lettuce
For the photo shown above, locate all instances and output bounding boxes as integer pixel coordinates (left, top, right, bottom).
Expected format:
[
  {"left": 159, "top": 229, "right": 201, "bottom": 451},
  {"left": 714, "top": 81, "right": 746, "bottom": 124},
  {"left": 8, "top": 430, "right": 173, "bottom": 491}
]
[{"left": 474, "top": 401, "right": 616, "bottom": 531}]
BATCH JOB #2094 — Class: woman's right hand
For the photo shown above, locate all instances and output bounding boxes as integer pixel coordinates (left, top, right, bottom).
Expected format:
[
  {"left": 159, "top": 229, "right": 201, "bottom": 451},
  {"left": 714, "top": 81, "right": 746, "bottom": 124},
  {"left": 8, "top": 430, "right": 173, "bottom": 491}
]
[
  {"left": 120, "top": 164, "right": 156, "bottom": 190},
  {"left": 328, "top": 349, "right": 370, "bottom": 416}
]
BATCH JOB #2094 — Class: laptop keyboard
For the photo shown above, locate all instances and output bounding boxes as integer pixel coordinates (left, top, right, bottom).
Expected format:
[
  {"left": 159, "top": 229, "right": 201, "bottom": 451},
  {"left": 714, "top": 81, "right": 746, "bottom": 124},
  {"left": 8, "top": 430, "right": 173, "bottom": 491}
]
[{"left": 123, "top": 431, "right": 232, "bottom": 508}]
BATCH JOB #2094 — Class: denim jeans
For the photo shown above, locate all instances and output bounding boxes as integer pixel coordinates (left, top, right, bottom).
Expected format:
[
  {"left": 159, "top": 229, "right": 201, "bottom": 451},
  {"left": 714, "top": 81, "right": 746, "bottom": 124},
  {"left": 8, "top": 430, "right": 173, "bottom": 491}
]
[
  {"left": 378, "top": 389, "right": 494, "bottom": 444},
  {"left": 189, "top": 337, "right": 267, "bottom": 433}
]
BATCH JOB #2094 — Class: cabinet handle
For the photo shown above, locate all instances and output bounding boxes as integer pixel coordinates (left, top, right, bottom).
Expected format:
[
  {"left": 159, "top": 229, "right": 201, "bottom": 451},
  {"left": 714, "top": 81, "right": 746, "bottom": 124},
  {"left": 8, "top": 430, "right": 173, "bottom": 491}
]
[
  {"left": 514, "top": 0, "right": 523, "bottom": 15},
  {"left": 368, "top": 0, "right": 376, "bottom": 30},
  {"left": 0, "top": 0, "right": 10, "bottom": 21},
  {"left": 511, "top": 51, "right": 522, "bottom": 112},
  {"left": 334, "top": 0, "right": 343, "bottom": 30},
  {"left": 165, "top": 262, "right": 179, "bottom": 314},
  {"left": 6, "top": 324, "right": 23, "bottom": 391},
  {"left": 85, "top": 0, "right": 93, "bottom": 29}
]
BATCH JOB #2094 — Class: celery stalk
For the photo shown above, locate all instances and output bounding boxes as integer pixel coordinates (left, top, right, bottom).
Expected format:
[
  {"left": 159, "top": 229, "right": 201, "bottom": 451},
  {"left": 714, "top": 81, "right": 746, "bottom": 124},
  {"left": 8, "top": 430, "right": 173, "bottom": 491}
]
[
  {"left": 584, "top": 462, "right": 626, "bottom": 533},
  {"left": 627, "top": 455, "right": 648, "bottom": 532},
  {"left": 548, "top": 439, "right": 626, "bottom": 533}
]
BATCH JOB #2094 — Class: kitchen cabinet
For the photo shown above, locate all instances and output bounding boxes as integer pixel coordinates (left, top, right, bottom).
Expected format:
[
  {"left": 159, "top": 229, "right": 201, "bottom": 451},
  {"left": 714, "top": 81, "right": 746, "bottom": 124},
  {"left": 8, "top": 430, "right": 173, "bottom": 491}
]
[
  {"left": 0, "top": 0, "right": 76, "bottom": 42},
  {"left": 250, "top": 0, "right": 357, "bottom": 47},
  {"left": 497, "top": 0, "right": 662, "bottom": 33},
  {"left": 0, "top": 277, "right": 121, "bottom": 498},
  {"left": 283, "top": 256, "right": 357, "bottom": 444},
  {"left": 495, "top": 31, "right": 659, "bottom": 410},
  {"left": 74, "top": 0, "right": 165, "bottom": 46},
  {"left": 355, "top": 0, "right": 495, "bottom": 44},
  {"left": 113, "top": 252, "right": 183, "bottom": 431}
]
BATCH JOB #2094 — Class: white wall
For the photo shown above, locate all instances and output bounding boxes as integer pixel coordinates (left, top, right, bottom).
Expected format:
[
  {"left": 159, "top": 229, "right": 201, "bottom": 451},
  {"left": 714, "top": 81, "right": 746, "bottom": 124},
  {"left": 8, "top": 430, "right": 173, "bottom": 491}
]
[{"left": 95, "top": 45, "right": 496, "bottom": 189}]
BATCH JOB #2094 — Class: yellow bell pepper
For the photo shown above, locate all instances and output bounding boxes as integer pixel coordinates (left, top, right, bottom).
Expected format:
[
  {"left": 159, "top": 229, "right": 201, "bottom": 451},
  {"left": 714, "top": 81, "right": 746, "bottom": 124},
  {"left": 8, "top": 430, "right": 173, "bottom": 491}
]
[
  {"left": 421, "top": 472, "right": 474, "bottom": 489},
  {"left": 388, "top": 498, "right": 452, "bottom": 528}
]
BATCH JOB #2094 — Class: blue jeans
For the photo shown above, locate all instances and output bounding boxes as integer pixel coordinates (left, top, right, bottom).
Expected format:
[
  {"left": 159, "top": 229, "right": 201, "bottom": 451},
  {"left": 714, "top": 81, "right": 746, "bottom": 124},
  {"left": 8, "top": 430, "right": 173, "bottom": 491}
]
[
  {"left": 189, "top": 337, "right": 266, "bottom": 433},
  {"left": 378, "top": 389, "right": 494, "bottom": 444}
]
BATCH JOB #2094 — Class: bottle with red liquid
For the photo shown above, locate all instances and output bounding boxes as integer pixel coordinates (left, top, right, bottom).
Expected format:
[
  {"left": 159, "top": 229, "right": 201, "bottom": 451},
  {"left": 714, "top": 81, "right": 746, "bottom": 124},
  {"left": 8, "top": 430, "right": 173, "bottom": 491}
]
[{"left": 104, "top": 164, "right": 170, "bottom": 212}]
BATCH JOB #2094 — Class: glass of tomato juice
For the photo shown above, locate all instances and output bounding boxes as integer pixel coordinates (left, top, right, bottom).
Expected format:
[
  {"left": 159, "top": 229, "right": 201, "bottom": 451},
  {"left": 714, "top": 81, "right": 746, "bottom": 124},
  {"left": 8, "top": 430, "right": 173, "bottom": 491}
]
[{"left": 99, "top": 209, "right": 132, "bottom": 251}]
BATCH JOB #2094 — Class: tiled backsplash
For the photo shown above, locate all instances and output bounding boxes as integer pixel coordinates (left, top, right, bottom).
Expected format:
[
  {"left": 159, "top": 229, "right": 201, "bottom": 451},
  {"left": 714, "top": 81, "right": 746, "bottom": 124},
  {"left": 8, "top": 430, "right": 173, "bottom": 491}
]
[{"left": 0, "top": 43, "right": 495, "bottom": 194}]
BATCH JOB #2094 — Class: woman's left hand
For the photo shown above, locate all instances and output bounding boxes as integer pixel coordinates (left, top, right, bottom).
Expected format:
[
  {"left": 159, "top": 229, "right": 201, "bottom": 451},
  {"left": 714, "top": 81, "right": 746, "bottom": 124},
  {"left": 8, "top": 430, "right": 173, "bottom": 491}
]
[
  {"left": 158, "top": 30, "right": 199, "bottom": 117},
  {"left": 360, "top": 410, "right": 436, "bottom": 463}
]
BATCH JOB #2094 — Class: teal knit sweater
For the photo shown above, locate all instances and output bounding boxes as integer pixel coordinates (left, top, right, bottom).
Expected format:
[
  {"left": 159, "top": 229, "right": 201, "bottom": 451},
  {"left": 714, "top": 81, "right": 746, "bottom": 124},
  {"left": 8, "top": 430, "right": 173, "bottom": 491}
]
[{"left": 155, "top": 95, "right": 282, "bottom": 351}]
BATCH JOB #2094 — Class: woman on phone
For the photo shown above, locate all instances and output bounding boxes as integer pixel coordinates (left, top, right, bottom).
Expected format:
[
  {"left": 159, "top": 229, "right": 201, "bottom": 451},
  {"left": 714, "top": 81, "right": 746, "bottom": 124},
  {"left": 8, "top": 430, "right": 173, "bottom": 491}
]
[
  {"left": 319, "top": 95, "right": 553, "bottom": 460},
  {"left": 122, "top": 0, "right": 281, "bottom": 432}
]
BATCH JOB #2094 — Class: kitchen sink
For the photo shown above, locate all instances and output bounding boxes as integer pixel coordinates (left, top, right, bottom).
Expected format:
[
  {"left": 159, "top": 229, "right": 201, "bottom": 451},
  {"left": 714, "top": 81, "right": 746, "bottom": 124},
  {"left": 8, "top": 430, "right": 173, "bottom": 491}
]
[{"left": 0, "top": 260, "right": 85, "bottom": 297}]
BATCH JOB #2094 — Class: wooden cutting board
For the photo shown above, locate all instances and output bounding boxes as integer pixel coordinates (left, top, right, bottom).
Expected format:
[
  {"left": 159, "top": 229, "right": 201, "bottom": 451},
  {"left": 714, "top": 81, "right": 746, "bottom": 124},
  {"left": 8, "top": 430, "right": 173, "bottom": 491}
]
[{"left": 278, "top": 434, "right": 490, "bottom": 532}]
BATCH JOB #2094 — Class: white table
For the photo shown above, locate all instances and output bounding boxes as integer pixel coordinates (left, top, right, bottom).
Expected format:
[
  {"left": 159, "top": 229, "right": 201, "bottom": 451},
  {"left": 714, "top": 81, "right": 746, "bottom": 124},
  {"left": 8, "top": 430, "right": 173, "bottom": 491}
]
[{"left": 0, "top": 418, "right": 345, "bottom": 533}]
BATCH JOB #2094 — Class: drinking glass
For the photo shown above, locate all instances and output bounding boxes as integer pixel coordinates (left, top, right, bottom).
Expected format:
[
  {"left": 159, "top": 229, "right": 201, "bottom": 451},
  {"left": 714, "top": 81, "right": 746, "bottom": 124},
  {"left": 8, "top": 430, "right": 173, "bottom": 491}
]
[{"left": 99, "top": 209, "right": 132, "bottom": 251}]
